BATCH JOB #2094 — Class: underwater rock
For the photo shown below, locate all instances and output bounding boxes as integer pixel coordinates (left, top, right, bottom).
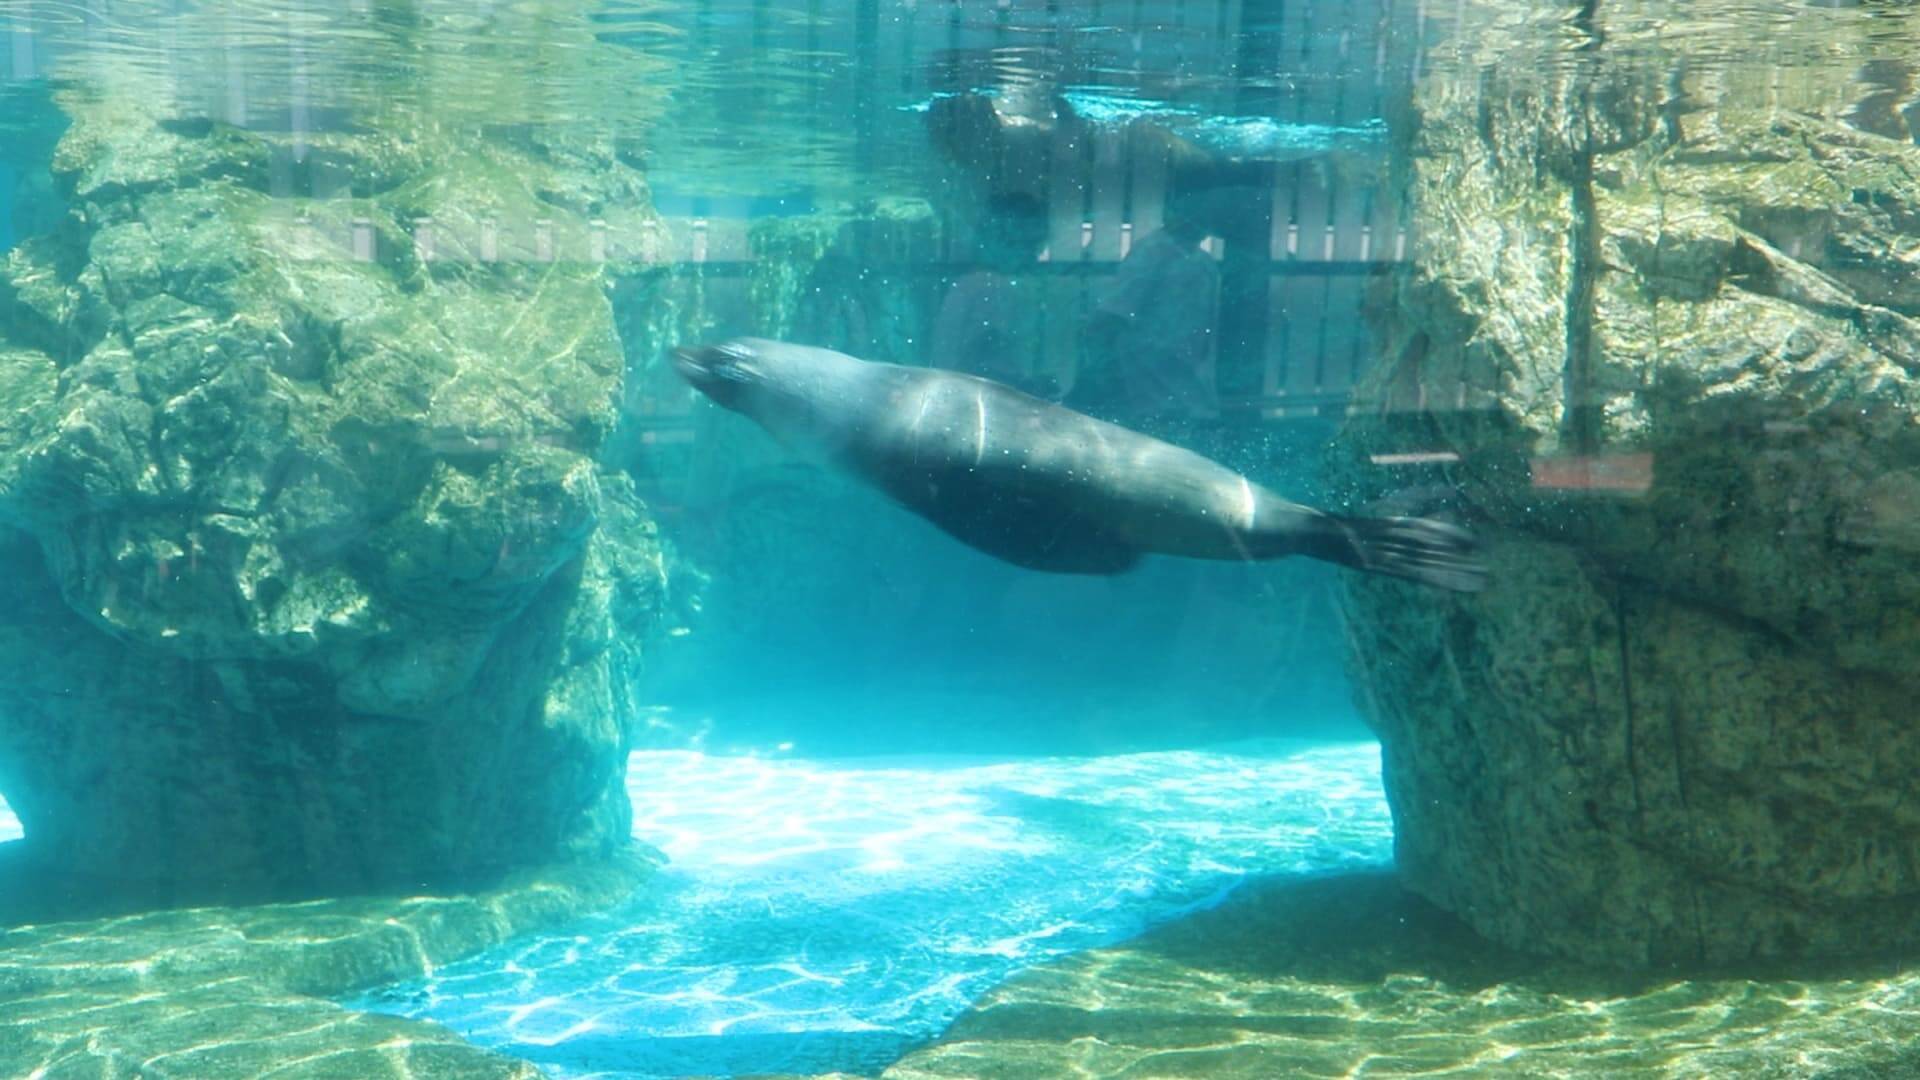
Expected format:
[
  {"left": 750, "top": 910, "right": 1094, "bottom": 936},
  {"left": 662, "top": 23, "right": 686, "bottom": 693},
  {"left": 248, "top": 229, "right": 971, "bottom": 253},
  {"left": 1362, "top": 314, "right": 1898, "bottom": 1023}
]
[
  {"left": 1337, "top": 1, "right": 1920, "bottom": 965},
  {"left": 0, "top": 853, "right": 653, "bottom": 1078},
  {"left": 0, "top": 81, "right": 671, "bottom": 904}
]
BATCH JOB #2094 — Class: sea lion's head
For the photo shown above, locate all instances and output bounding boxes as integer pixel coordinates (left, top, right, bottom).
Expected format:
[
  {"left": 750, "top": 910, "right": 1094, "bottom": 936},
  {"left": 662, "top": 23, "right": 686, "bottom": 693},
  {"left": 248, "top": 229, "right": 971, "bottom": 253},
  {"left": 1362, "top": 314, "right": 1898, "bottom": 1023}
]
[
  {"left": 673, "top": 339, "right": 768, "bottom": 410},
  {"left": 672, "top": 336, "right": 867, "bottom": 413},
  {"left": 672, "top": 337, "right": 877, "bottom": 457}
]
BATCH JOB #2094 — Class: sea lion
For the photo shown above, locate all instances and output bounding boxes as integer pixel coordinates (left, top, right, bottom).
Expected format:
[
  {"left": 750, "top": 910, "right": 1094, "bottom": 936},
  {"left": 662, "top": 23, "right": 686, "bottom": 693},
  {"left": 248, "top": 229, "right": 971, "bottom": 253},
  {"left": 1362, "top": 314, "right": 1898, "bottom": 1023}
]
[{"left": 672, "top": 337, "right": 1486, "bottom": 591}]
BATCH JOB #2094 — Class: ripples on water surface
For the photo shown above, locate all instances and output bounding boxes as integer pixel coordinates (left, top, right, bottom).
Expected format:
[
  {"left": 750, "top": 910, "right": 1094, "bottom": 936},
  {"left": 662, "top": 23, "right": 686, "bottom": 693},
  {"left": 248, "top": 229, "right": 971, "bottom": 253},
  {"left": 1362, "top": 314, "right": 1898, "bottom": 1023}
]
[{"left": 6, "top": 1, "right": 1911, "bottom": 208}]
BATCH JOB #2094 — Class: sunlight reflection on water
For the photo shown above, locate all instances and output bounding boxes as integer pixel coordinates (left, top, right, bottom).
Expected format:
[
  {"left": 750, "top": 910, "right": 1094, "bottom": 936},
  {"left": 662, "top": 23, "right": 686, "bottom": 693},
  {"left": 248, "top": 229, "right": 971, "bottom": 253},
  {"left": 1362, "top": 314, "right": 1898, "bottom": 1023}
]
[{"left": 353, "top": 739, "right": 1393, "bottom": 1079}]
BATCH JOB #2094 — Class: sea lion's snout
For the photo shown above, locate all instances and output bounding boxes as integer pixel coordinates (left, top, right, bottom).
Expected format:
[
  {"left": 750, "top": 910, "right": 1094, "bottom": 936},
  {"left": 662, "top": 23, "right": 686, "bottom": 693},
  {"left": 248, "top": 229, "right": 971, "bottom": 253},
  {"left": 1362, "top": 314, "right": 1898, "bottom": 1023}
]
[
  {"left": 670, "top": 345, "right": 711, "bottom": 383},
  {"left": 672, "top": 340, "right": 761, "bottom": 406}
]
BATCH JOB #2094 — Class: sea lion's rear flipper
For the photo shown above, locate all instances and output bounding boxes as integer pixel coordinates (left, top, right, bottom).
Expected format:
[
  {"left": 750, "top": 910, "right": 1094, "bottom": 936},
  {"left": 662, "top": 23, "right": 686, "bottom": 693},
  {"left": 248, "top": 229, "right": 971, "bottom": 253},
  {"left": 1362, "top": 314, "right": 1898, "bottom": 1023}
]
[{"left": 1316, "top": 514, "right": 1488, "bottom": 593}]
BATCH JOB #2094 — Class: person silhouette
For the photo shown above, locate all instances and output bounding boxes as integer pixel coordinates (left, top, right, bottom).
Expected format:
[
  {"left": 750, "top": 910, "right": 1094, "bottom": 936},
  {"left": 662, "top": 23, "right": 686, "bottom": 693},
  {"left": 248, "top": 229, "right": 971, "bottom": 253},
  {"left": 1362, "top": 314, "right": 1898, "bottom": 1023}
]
[
  {"left": 928, "top": 193, "right": 1057, "bottom": 399},
  {"left": 1070, "top": 194, "right": 1222, "bottom": 427}
]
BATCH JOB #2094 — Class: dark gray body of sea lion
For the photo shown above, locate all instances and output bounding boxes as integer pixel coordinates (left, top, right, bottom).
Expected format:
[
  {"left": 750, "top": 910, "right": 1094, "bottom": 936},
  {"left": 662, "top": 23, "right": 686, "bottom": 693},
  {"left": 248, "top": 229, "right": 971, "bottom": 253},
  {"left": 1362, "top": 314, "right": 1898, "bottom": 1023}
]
[{"left": 673, "top": 338, "right": 1486, "bottom": 591}]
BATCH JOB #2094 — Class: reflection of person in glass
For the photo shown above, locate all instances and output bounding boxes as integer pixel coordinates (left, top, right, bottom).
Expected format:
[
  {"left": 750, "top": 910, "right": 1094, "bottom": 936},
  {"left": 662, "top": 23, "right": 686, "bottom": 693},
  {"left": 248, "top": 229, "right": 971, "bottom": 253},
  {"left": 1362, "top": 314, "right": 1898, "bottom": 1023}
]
[
  {"left": 1071, "top": 195, "right": 1221, "bottom": 425},
  {"left": 928, "top": 193, "right": 1057, "bottom": 399}
]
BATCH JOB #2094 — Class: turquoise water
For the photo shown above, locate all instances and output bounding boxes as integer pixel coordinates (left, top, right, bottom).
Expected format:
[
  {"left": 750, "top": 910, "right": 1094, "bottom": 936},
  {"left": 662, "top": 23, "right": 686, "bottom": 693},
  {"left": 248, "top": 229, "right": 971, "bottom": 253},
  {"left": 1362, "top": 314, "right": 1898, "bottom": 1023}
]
[
  {"left": 0, "top": 7, "right": 1529, "bottom": 1077},
  {"left": 0, "top": 742, "right": 1389, "bottom": 1077},
  {"left": 7, "top": 1, "right": 1920, "bottom": 1078},
  {"left": 0, "top": 737, "right": 1390, "bottom": 1076},
  {"left": 351, "top": 741, "right": 1390, "bottom": 1078}
]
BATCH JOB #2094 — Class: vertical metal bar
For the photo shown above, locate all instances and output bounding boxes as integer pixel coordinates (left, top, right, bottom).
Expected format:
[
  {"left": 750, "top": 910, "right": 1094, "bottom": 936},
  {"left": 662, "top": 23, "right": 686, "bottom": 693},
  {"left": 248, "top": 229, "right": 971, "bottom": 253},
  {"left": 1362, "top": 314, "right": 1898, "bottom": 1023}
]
[
  {"left": 1273, "top": 274, "right": 1305, "bottom": 401},
  {"left": 1043, "top": 114, "right": 1088, "bottom": 391},
  {"left": 1318, "top": 275, "right": 1362, "bottom": 396},
  {"left": 854, "top": 0, "right": 879, "bottom": 179},
  {"left": 1088, "top": 128, "right": 1126, "bottom": 261},
  {"left": 1128, "top": 118, "right": 1168, "bottom": 238},
  {"left": 224, "top": 5, "right": 247, "bottom": 127},
  {"left": 1264, "top": 161, "right": 1292, "bottom": 398},
  {"left": 82, "top": 0, "right": 100, "bottom": 91},
  {"left": 7, "top": 5, "right": 32, "bottom": 82},
  {"left": 1290, "top": 163, "right": 1331, "bottom": 244},
  {"left": 160, "top": 0, "right": 184, "bottom": 114},
  {"left": 1216, "top": 0, "right": 1236, "bottom": 92},
  {"left": 1412, "top": 0, "right": 1428, "bottom": 83},
  {"left": 281, "top": 0, "right": 309, "bottom": 218},
  {"left": 414, "top": 218, "right": 436, "bottom": 264},
  {"left": 1262, "top": 279, "right": 1288, "bottom": 401},
  {"left": 1215, "top": 0, "right": 1273, "bottom": 403},
  {"left": 1329, "top": 182, "right": 1366, "bottom": 260},
  {"left": 690, "top": 218, "right": 708, "bottom": 264},
  {"left": 1045, "top": 120, "right": 1087, "bottom": 260}
]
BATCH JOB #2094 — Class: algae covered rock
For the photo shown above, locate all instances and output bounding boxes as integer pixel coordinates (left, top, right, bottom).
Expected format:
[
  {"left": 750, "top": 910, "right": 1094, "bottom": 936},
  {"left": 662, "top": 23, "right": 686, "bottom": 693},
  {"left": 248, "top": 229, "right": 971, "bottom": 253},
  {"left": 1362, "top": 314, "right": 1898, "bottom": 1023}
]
[
  {"left": 0, "top": 79, "right": 671, "bottom": 904},
  {"left": 1337, "top": 1, "right": 1920, "bottom": 965},
  {"left": 0, "top": 853, "right": 653, "bottom": 1078}
]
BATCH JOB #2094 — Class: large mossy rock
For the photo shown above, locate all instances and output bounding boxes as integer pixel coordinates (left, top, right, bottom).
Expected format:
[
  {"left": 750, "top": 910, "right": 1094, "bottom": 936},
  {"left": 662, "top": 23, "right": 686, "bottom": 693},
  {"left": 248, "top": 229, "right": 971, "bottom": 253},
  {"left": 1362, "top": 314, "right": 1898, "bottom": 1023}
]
[
  {"left": 1337, "top": 2, "right": 1920, "bottom": 965},
  {"left": 0, "top": 81, "right": 670, "bottom": 905}
]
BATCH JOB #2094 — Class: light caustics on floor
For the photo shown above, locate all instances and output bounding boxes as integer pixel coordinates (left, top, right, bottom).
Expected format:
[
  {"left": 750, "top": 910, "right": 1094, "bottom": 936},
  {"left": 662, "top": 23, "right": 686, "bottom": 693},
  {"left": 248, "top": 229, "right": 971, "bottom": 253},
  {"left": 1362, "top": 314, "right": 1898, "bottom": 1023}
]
[{"left": 343, "top": 740, "right": 1393, "bottom": 1079}]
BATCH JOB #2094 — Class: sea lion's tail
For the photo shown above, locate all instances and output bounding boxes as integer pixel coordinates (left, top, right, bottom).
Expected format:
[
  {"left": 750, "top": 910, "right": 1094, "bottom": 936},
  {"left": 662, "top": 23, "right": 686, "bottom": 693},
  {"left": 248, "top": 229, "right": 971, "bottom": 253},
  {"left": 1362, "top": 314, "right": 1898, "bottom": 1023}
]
[{"left": 1314, "top": 514, "right": 1488, "bottom": 592}]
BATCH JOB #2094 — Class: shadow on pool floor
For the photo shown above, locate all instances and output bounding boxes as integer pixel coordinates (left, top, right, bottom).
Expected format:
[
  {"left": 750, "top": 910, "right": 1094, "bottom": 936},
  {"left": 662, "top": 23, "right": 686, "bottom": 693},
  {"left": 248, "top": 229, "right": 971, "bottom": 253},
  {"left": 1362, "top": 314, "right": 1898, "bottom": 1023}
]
[{"left": 876, "top": 871, "right": 1920, "bottom": 1079}]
